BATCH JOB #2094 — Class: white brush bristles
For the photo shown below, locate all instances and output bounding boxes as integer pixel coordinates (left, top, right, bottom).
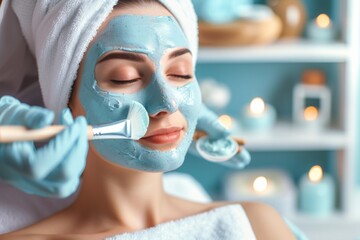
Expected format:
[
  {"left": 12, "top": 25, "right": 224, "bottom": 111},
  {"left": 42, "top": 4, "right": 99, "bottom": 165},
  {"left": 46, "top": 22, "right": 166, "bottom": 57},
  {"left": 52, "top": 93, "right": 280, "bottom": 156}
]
[{"left": 127, "top": 102, "right": 149, "bottom": 140}]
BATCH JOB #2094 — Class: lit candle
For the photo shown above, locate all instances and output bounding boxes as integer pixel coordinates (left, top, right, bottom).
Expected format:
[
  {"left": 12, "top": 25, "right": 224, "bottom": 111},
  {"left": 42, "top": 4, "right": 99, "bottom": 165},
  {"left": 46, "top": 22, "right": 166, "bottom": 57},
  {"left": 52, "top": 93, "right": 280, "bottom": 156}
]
[
  {"left": 253, "top": 176, "right": 270, "bottom": 194},
  {"left": 218, "top": 115, "right": 239, "bottom": 132},
  {"left": 304, "top": 106, "right": 318, "bottom": 121},
  {"left": 302, "top": 105, "right": 323, "bottom": 129},
  {"left": 306, "top": 14, "right": 336, "bottom": 42},
  {"left": 241, "top": 175, "right": 276, "bottom": 197},
  {"left": 241, "top": 97, "right": 276, "bottom": 131},
  {"left": 224, "top": 169, "right": 296, "bottom": 215},
  {"left": 299, "top": 165, "right": 336, "bottom": 216},
  {"left": 250, "top": 98, "right": 266, "bottom": 115}
]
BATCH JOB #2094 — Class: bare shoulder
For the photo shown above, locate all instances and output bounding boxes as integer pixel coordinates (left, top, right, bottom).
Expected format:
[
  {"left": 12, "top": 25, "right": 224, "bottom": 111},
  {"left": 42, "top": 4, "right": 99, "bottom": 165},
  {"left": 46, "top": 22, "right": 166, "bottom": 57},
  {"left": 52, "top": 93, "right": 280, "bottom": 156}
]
[
  {"left": 0, "top": 227, "right": 99, "bottom": 240},
  {"left": 0, "top": 232, "right": 87, "bottom": 240},
  {"left": 0, "top": 210, "right": 77, "bottom": 240},
  {"left": 0, "top": 223, "right": 45, "bottom": 240},
  {"left": 0, "top": 225, "right": 57, "bottom": 240},
  {"left": 0, "top": 232, "right": 47, "bottom": 240},
  {"left": 240, "top": 202, "right": 296, "bottom": 240}
]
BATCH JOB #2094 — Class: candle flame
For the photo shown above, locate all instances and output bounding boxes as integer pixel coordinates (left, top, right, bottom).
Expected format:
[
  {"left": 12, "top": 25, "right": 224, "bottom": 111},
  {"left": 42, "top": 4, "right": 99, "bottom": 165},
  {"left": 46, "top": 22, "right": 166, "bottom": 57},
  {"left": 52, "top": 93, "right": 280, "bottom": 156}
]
[
  {"left": 253, "top": 176, "right": 268, "bottom": 193},
  {"left": 218, "top": 115, "right": 232, "bottom": 130},
  {"left": 308, "top": 165, "right": 323, "bottom": 182},
  {"left": 250, "top": 98, "right": 265, "bottom": 115},
  {"left": 304, "top": 106, "right": 318, "bottom": 121},
  {"left": 316, "top": 14, "right": 331, "bottom": 28}
]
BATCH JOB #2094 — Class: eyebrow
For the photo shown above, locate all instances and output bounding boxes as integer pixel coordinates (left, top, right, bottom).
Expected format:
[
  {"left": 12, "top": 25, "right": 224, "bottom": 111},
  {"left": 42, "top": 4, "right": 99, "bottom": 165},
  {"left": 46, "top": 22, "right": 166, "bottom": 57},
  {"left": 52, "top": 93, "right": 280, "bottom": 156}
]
[
  {"left": 168, "top": 48, "right": 192, "bottom": 59},
  {"left": 97, "top": 52, "right": 146, "bottom": 64},
  {"left": 97, "top": 48, "right": 191, "bottom": 64}
]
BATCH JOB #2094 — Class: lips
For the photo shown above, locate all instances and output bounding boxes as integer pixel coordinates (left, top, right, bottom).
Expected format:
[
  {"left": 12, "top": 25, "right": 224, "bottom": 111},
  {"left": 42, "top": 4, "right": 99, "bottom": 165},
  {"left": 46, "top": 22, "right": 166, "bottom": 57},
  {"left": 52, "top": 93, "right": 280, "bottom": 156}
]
[{"left": 141, "top": 127, "right": 183, "bottom": 144}]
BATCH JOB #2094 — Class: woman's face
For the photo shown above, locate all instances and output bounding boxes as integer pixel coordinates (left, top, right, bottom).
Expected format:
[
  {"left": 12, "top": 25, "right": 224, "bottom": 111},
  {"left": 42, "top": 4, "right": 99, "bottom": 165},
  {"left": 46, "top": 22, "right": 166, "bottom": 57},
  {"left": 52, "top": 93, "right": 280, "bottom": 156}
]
[{"left": 71, "top": 4, "right": 202, "bottom": 172}]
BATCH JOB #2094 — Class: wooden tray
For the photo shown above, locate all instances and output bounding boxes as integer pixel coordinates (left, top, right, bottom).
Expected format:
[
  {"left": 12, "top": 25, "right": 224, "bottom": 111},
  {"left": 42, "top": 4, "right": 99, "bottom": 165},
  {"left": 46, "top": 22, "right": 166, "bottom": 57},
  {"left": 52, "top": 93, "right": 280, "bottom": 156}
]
[{"left": 199, "top": 15, "right": 282, "bottom": 46}]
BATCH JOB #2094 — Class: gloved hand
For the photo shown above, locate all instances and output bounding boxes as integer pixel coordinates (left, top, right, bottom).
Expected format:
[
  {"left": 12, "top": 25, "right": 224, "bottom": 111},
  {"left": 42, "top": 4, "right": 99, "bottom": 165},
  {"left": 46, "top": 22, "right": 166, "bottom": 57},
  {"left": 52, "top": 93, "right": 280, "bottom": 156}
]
[
  {"left": 194, "top": 104, "right": 251, "bottom": 169},
  {"left": 0, "top": 96, "right": 88, "bottom": 198}
]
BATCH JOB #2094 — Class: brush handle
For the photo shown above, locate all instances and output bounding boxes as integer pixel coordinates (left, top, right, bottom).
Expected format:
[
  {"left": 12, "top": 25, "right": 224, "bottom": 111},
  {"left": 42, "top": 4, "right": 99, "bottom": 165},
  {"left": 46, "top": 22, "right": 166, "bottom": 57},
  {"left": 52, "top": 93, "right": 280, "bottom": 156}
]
[{"left": 0, "top": 125, "right": 94, "bottom": 143}]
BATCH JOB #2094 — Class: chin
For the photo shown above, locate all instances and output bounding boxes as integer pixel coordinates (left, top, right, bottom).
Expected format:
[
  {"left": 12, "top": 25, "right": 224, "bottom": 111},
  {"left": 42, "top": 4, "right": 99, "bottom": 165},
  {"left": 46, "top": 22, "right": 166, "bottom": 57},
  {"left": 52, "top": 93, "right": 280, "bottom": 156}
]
[{"left": 138, "top": 158, "right": 186, "bottom": 173}]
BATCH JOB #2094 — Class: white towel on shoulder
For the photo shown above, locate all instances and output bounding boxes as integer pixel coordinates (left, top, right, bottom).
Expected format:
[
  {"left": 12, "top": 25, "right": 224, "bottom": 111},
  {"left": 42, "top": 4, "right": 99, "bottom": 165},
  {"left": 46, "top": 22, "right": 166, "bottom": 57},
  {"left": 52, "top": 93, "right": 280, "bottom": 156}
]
[{"left": 105, "top": 204, "right": 256, "bottom": 240}]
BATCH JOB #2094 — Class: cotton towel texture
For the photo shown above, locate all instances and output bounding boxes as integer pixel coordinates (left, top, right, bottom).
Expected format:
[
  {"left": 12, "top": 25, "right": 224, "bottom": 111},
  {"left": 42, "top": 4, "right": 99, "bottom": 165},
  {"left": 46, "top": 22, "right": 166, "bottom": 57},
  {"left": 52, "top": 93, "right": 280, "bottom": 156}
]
[
  {"left": 0, "top": 0, "right": 198, "bottom": 117},
  {"left": 105, "top": 205, "right": 256, "bottom": 240}
]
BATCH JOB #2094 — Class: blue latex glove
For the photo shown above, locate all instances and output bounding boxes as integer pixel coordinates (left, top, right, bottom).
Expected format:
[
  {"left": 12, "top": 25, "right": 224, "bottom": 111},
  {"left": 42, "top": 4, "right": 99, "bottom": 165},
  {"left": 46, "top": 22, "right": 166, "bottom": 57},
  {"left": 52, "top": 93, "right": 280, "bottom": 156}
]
[
  {"left": 195, "top": 104, "right": 251, "bottom": 169},
  {"left": 0, "top": 96, "right": 88, "bottom": 198},
  {"left": 196, "top": 104, "right": 231, "bottom": 140}
]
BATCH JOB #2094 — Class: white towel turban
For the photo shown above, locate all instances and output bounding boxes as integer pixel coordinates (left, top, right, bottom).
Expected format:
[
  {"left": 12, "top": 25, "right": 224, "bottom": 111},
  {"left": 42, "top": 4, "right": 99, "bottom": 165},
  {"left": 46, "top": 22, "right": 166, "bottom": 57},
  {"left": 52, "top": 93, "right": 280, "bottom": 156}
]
[{"left": 0, "top": 0, "right": 198, "bottom": 118}]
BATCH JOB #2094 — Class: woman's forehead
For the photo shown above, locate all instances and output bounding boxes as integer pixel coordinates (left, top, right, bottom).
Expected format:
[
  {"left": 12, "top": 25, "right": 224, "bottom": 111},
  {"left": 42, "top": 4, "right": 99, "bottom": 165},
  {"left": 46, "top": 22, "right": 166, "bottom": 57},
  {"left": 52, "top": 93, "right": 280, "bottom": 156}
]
[
  {"left": 98, "top": 3, "right": 172, "bottom": 36},
  {"left": 92, "top": 15, "right": 189, "bottom": 61}
]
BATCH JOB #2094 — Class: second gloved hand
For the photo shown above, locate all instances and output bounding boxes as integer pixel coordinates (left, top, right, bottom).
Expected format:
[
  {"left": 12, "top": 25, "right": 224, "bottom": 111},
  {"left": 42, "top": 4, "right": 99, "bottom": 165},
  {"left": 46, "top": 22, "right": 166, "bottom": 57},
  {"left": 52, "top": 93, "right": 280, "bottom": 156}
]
[
  {"left": 0, "top": 96, "right": 88, "bottom": 198},
  {"left": 195, "top": 104, "right": 251, "bottom": 169}
]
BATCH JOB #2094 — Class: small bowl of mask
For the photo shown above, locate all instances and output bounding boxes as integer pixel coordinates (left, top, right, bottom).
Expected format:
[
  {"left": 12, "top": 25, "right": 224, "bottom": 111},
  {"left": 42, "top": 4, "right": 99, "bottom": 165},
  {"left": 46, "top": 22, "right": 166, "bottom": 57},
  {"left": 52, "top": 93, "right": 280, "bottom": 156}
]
[{"left": 196, "top": 136, "right": 238, "bottom": 162}]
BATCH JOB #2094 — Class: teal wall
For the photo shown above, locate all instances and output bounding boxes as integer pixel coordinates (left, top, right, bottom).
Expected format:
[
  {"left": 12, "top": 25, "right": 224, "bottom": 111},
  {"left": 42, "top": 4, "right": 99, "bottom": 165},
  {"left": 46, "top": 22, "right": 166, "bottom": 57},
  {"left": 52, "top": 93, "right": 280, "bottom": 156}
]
[
  {"left": 254, "top": 0, "right": 334, "bottom": 19},
  {"left": 195, "top": 62, "right": 340, "bottom": 122}
]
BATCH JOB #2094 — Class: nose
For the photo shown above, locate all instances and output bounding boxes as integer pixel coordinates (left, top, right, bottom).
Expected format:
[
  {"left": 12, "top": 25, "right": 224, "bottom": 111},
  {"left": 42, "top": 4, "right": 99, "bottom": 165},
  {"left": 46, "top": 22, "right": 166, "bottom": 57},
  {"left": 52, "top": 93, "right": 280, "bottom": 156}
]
[
  {"left": 149, "top": 109, "right": 171, "bottom": 119},
  {"left": 145, "top": 78, "right": 179, "bottom": 116}
]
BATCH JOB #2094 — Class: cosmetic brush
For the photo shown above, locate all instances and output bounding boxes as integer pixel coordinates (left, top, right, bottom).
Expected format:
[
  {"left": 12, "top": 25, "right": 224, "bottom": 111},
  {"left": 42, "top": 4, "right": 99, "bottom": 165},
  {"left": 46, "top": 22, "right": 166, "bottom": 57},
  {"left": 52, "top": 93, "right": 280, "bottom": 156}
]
[{"left": 0, "top": 101, "right": 149, "bottom": 143}]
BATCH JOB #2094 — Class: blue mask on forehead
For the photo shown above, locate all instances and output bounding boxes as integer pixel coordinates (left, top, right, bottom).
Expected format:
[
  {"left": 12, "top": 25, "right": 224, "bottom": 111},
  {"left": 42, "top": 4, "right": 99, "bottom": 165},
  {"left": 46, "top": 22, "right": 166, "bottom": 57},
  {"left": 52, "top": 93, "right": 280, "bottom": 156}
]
[{"left": 79, "top": 15, "right": 202, "bottom": 172}]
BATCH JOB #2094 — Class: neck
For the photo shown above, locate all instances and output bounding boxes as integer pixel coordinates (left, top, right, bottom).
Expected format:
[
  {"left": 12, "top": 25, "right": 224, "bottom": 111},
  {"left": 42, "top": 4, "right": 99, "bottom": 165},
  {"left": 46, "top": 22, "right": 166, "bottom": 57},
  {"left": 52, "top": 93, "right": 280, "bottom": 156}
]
[{"left": 70, "top": 144, "right": 168, "bottom": 230}]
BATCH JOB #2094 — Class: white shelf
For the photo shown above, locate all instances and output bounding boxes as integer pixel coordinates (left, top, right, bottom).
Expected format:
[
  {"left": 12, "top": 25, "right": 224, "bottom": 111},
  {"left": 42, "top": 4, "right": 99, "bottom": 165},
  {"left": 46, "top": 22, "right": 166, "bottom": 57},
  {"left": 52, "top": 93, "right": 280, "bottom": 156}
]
[
  {"left": 290, "top": 213, "right": 360, "bottom": 240},
  {"left": 234, "top": 122, "right": 347, "bottom": 151},
  {"left": 197, "top": 40, "right": 349, "bottom": 63}
]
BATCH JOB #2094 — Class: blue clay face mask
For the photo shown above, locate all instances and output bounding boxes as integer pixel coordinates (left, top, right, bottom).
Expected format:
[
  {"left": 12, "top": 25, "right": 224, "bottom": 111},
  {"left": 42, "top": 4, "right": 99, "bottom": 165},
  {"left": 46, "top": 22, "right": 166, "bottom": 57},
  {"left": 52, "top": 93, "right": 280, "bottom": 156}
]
[{"left": 79, "top": 15, "right": 201, "bottom": 172}]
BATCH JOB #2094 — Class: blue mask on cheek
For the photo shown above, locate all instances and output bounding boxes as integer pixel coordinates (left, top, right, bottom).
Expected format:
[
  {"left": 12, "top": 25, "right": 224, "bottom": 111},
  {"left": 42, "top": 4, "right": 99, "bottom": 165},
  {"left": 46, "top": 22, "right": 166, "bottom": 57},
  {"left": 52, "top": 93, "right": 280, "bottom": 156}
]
[{"left": 79, "top": 15, "right": 202, "bottom": 172}]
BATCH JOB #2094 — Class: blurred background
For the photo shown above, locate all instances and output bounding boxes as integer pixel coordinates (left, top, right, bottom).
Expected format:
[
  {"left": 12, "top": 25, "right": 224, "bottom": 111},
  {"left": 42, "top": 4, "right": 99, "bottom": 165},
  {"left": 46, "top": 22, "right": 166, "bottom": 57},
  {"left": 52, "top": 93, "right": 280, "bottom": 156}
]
[
  {"left": 175, "top": 0, "right": 360, "bottom": 239},
  {"left": 0, "top": 0, "right": 358, "bottom": 239}
]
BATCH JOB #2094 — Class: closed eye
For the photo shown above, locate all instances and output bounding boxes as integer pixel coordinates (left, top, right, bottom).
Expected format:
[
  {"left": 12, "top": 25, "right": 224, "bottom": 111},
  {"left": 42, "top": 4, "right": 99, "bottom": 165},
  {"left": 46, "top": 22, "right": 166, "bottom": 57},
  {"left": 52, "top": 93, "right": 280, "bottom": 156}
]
[
  {"left": 110, "top": 79, "right": 141, "bottom": 85},
  {"left": 169, "top": 74, "right": 193, "bottom": 80}
]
